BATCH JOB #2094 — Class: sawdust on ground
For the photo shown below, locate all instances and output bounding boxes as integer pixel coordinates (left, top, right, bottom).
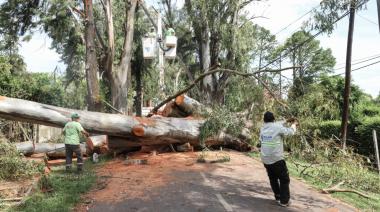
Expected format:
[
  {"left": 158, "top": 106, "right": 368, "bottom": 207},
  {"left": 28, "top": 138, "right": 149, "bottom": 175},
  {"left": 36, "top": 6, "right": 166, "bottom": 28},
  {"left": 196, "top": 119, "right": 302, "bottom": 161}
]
[{"left": 77, "top": 151, "right": 206, "bottom": 209}]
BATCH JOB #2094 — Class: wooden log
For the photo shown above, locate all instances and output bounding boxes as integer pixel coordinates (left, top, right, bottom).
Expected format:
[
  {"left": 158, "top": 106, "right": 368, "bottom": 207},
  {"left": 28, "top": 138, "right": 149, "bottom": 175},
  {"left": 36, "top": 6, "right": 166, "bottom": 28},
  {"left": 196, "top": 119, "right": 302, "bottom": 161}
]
[
  {"left": 161, "top": 101, "right": 189, "bottom": 117},
  {"left": 0, "top": 96, "right": 204, "bottom": 141},
  {"left": 175, "top": 95, "right": 203, "bottom": 115},
  {"left": 14, "top": 135, "right": 108, "bottom": 157},
  {"left": 15, "top": 142, "right": 87, "bottom": 158}
]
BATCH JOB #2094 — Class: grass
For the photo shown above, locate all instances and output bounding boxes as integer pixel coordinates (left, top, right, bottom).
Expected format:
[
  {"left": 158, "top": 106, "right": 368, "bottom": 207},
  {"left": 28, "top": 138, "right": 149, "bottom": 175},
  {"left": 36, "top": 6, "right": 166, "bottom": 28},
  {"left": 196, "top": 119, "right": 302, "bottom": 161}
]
[
  {"left": 6, "top": 155, "right": 111, "bottom": 212},
  {"left": 248, "top": 152, "right": 380, "bottom": 211}
]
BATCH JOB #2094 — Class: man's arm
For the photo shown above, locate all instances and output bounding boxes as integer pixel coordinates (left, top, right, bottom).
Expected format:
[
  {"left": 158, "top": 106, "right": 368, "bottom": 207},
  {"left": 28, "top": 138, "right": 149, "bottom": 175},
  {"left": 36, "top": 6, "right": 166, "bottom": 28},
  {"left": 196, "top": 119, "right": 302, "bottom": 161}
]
[
  {"left": 279, "top": 123, "right": 297, "bottom": 136},
  {"left": 81, "top": 130, "right": 90, "bottom": 137},
  {"left": 77, "top": 123, "right": 90, "bottom": 137}
]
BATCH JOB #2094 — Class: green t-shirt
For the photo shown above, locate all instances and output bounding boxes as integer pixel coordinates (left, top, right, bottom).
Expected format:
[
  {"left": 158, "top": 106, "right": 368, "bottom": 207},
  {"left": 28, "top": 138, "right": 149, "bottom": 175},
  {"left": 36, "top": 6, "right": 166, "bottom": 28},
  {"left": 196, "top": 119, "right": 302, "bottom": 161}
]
[{"left": 63, "top": 121, "right": 85, "bottom": 145}]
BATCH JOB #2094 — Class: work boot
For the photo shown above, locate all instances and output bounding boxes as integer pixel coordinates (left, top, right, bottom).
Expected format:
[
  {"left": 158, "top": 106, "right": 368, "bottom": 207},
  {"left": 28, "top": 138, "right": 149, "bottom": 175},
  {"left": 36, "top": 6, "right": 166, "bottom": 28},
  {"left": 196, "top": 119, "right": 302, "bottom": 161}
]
[
  {"left": 77, "top": 164, "right": 83, "bottom": 173},
  {"left": 65, "top": 165, "right": 72, "bottom": 173}
]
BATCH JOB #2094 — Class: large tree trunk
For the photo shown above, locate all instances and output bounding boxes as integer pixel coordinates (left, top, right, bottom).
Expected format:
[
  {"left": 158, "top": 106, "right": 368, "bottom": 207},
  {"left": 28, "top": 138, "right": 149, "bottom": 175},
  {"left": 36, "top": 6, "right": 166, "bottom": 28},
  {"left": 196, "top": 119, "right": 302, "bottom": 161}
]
[
  {"left": 110, "top": 0, "right": 138, "bottom": 114},
  {"left": 15, "top": 142, "right": 87, "bottom": 158},
  {"left": 84, "top": 0, "right": 101, "bottom": 111},
  {"left": 0, "top": 96, "right": 251, "bottom": 151},
  {"left": 14, "top": 135, "right": 108, "bottom": 157}
]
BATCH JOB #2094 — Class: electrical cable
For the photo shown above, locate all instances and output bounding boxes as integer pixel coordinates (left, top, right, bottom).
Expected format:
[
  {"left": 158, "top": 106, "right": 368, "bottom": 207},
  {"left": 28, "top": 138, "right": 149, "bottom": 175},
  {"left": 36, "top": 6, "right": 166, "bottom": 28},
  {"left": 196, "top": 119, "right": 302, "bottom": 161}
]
[
  {"left": 333, "top": 54, "right": 380, "bottom": 71},
  {"left": 333, "top": 60, "right": 380, "bottom": 76}
]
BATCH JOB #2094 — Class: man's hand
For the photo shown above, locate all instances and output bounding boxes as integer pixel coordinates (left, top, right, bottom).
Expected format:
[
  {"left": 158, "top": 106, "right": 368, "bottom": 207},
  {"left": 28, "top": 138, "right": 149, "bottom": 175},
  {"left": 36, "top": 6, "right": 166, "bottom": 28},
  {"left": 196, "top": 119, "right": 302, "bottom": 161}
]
[
  {"left": 82, "top": 131, "right": 90, "bottom": 137},
  {"left": 286, "top": 117, "right": 299, "bottom": 126}
]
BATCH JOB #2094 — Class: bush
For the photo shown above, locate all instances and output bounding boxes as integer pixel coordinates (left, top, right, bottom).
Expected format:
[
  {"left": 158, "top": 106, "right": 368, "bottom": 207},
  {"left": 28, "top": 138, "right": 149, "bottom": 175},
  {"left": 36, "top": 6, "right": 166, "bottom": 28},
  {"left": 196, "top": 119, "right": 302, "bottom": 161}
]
[
  {"left": 317, "top": 120, "right": 341, "bottom": 139},
  {"left": 0, "top": 137, "right": 43, "bottom": 180},
  {"left": 355, "top": 116, "right": 380, "bottom": 155}
]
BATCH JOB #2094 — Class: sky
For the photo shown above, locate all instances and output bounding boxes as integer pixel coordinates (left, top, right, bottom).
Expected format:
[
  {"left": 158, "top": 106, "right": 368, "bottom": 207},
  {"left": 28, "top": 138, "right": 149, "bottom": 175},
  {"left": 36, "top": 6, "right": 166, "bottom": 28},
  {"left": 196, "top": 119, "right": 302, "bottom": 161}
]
[{"left": 17, "top": 0, "right": 380, "bottom": 97}]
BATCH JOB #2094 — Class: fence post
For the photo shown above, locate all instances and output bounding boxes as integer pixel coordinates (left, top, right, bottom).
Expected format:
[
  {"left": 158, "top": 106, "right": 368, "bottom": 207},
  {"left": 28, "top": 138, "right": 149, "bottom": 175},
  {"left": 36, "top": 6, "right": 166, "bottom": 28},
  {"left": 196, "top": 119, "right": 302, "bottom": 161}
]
[{"left": 372, "top": 129, "right": 380, "bottom": 175}]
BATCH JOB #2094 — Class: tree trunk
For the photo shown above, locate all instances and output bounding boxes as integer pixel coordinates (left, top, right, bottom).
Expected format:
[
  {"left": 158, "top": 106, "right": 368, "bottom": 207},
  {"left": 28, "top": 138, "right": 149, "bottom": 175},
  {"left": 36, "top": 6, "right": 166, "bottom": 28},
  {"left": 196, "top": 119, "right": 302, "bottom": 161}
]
[
  {"left": 175, "top": 95, "right": 203, "bottom": 115},
  {"left": 14, "top": 135, "right": 108, "bottom": 157},
  {"left": 110, "top": 0, "right": 138, "bottom": 114},
  {"left": 0, "top": 96, "right": 251, "bottom": 151},
  {"left": 15, "top": 142, "right": 87, "bottom": 158},
  {"left": 84, "top": 0, "right": 101, "bottom": 111}
]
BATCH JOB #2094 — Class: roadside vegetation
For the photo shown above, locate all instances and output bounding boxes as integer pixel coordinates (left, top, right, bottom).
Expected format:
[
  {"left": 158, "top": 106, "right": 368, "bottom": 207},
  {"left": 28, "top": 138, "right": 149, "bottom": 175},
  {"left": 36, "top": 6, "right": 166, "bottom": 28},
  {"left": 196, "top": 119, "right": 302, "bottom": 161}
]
[{"left": 8, "top": 161, "right": 99, "bottom": 212}]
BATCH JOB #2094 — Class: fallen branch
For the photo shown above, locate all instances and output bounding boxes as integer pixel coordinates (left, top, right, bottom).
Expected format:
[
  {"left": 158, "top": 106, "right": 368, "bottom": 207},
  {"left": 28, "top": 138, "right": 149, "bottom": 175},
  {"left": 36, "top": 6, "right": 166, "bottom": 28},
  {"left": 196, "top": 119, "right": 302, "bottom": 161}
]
[
  {"left": 0, "top": 197, "right": 23, "bottom": 201},
  {"left": 148, "top": 66, "right": 298, "bottom": 116},
  {"left": 101, "top": 99, "right": 123, "bottom": 114},
  {"left": 322, "top": 181, "right": 372, "bottom": 199}
]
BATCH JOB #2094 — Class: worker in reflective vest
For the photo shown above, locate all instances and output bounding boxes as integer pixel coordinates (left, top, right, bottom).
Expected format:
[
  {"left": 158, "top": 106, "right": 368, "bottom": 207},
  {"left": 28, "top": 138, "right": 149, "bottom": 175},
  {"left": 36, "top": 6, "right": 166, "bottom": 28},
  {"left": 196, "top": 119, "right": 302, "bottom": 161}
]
[{"left": 259, "top": 111, "right": 298, "bottom": 207}]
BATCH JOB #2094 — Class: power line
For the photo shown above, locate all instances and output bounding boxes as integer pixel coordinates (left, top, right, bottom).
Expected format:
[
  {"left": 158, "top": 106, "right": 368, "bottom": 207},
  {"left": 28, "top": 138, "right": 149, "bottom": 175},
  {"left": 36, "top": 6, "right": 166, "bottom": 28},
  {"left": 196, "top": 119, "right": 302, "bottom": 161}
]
[
  {"left": 357, "top": 13, "right": 378, "bottom": 25},
  {"left": 335, "top": 53, "right": 380, "bottom": 67},
  {"left": 260, "top": 0, "right": 365, "bottom": 71},
  {"left": 274, "top": 6, "right": 317, "bottom": 36},
  {"left": 260, "top": 11, "right": 351, "bottom": 71},
  {"left": 333, "top": 54, "right": 380, "bottom": 71},
  {"left": 333, "top": 60, "right": 380, "bottom": 76}
]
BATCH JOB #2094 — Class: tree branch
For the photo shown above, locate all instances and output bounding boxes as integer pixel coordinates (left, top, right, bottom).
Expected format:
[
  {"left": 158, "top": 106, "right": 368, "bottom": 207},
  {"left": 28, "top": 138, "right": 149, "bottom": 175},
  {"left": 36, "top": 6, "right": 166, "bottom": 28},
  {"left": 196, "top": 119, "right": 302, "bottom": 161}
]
[
  {"left": 95, "top": 24, "right": 106, "bottom": 50},
  {"left": 322, "top": 181, "right": 372, "bottom": 199},
  {"left": 147, "top": 66, "right": 298, "bottom": 116}
]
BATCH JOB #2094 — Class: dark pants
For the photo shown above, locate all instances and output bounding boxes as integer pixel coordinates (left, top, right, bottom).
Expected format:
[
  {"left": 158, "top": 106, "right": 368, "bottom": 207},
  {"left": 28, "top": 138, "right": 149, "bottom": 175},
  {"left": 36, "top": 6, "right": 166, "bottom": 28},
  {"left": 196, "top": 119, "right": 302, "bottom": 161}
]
[
  {"left": 264, "top": 160, "right": 290, "bottom": 204},
  {"left": 65, "top": 144, "right": 83, "bottom": 171}
]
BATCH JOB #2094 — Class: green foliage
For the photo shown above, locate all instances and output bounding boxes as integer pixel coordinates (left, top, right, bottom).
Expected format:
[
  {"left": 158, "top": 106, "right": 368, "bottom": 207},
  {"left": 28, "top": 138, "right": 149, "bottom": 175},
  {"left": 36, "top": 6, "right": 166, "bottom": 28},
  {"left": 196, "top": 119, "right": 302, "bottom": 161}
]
[
  {"left": 0, "top": 71, "right": 64, "bottom": 106},
  {"left": 355, "top": 116, "right": 380, "bottom": 153},
  {"left": 15, "top": 165, "right": 96, "bottom": 212},
  {"left": 224, "top": 76, "right": 264, "bottom": 113},
  {"left": 308, "top": 0, "right": 369, "bottom": 34},
  {"left": 199, "top": 106, "right": 244, "bottom": 146},
  {"left": 317, "top": 120, "right": 341, "bottom": 139},
  {"left": 280, "top": 30, "right": 336, "bottom": 98},
  {"left": 0, "top": 137, "right": 43, "bottom": 180}
]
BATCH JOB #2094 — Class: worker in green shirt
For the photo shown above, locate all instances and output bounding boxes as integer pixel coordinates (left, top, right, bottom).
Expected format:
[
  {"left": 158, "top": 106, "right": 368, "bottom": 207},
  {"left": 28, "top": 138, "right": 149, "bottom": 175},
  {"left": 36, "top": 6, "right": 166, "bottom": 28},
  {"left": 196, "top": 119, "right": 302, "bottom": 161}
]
[{"left": 63, "top": 113, "right": 89, "bottom": 172}]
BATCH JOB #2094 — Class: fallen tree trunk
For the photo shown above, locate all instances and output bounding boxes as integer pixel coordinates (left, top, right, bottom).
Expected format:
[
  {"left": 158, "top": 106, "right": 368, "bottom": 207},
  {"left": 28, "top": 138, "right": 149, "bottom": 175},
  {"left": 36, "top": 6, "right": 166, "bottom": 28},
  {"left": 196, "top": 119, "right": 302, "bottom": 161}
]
[
  {"left": 14, "top": 135, "right": 108, "bottom": 157},
  {"left": 175, "top": 95, "right": 203, "bottom": 115},
  {"left": 0, "top": 96, "right": 251, "bottom": 150},
  {"left": 161, "top": 95, "right": 205, "bottom": 118},
  {"left": 15, "top": 142, "right": 87, "bottom": 157}
]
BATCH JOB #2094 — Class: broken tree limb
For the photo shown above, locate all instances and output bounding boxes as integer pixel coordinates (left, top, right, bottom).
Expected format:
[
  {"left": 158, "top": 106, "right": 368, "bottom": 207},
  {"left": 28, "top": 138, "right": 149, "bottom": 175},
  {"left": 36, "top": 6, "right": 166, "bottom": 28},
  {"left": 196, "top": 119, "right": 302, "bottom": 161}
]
[
  {"left": 148, "top": 66, "right": 297, "bottom": 116},
  {"left": 322, "top": 181, "right": 372, "bottom": 199}
]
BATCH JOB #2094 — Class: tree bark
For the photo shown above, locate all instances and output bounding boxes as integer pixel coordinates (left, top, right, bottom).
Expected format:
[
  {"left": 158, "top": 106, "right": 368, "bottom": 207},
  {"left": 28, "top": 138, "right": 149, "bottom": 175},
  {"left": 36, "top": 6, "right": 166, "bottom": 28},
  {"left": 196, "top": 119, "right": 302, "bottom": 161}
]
[
  {"left": 14, "top": 135, "right": 108, "bottom": 157},
  {"left": 0, "top": 96, "right": 251, "bottom": 150},
  {"left": 110, "top": 0, "right": 138, "bottom": 114},
  {"left": 175, "top": 95, "right": 203, "bottom": 115},
  {"left": 84, "top": 0, "right": 102, "bottom": 111},
  {"left": 15, "top": 142, "right": 87, "bottom": 158}
]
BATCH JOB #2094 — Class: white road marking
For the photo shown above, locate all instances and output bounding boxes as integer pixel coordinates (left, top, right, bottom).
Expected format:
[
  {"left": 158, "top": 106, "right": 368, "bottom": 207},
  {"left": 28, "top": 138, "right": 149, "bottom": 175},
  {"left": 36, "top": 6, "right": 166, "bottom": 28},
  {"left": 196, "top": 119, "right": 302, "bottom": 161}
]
[
  {"left": 200, "top": 172, "right": 233, "bottom": 212},
  {"left": 216, "top": 193, "right": 234, "bottom": 212},
  {"left": 200, "top": 172, "right": 210, "bottom": 183}
]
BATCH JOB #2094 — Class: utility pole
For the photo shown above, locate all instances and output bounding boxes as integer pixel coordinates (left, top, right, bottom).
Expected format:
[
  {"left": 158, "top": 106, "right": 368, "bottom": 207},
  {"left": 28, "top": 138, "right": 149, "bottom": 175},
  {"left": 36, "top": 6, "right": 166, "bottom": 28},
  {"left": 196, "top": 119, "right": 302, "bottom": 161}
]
[
  {"left": 157, "top": 13, "right": 165, "bottom": 97},
  {"left": 341, "top": 0, "right": 356, "bottom": 150}
]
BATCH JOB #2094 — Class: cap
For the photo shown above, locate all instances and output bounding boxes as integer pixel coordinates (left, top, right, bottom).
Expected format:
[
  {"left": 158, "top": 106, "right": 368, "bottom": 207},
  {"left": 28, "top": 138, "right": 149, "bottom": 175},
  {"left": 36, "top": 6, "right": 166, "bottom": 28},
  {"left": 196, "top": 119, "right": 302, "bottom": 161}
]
[{"left": 71, "top": 113, "right": 80, "bottom": 119}]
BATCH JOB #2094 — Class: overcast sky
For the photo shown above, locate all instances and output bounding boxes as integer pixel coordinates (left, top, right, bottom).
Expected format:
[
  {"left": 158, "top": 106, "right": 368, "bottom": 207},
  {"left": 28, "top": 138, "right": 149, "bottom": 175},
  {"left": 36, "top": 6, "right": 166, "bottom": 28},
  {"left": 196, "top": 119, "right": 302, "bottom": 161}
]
[{"left": 18, "top": 0, "right": 380, "bottom": 97}]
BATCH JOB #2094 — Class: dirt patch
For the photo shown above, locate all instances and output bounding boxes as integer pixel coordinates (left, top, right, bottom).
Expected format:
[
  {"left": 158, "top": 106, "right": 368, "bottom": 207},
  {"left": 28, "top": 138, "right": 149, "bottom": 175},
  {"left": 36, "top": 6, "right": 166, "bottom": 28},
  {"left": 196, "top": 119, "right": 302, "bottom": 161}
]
[
  {"left": 77, "top": 152, "right": 206, "bottom": 211},
  {"left": 0, "top": 177, "right": 39, "bottom": 206}
]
